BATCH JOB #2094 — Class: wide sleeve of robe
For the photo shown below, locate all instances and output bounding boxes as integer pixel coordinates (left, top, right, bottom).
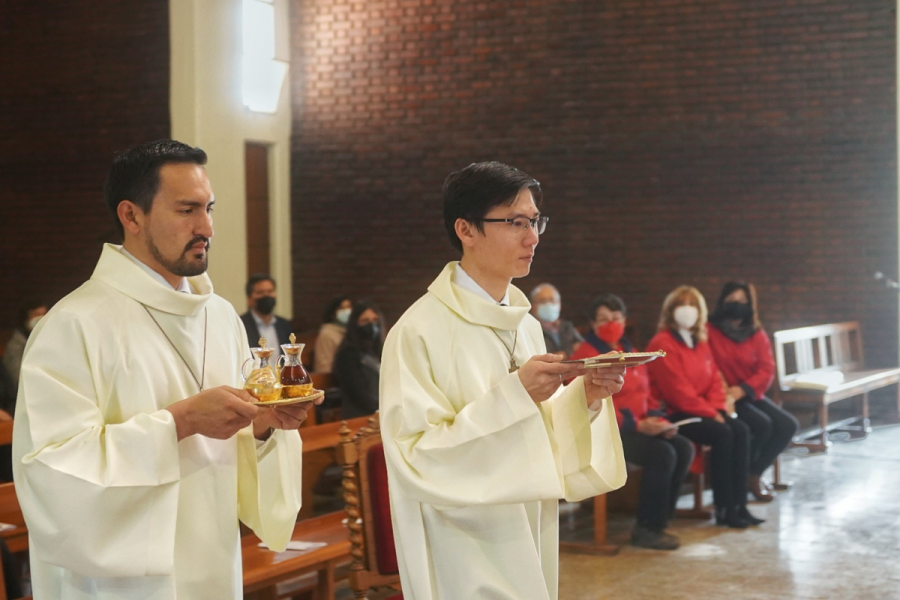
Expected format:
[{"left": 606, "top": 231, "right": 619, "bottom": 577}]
[
  {"left": 541, "top": 382, "right": 627, "bottom": 502},
  {"left": 14, "top": 313, "right": 184, "bottom": 578},
  {"left": 234, "top": 312, "right": 304, "bottom": 552},
  {"left": 237, "top": 428, "right": 303, "bottom": 551},
  {"left": 381, "top": 318, "right": 625, "bottom": 508}
]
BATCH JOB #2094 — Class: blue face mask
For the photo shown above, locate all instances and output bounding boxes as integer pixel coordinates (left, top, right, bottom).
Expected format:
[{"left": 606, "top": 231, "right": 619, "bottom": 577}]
[{"left": 536, "top": 303, "right": 561, "bottom": 323}]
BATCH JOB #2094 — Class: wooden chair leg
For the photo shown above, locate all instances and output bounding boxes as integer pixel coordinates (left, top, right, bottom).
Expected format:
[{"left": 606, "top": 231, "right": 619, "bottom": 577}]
[
  {"left": 593, "top": 493, "right": 608, "bottom": 546},
  {"left": 772, "top": 455, "right": 780, "bottom": 485},
  {"left": 558, "top": 494, "right": 619, "bottom": 555},
  {"left": 819, "top": 404, "right": 829, "bottom": 448},
  {"left": 693, "top": 472, "right": 704, "bottom": 511},
  {"left": 315, "top": 561, "right": 335, "bottom": 600}
]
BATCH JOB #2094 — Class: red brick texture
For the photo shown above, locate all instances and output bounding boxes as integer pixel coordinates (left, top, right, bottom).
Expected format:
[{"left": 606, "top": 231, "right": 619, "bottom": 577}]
[
  {"left": 0, "top": 2, "right": 170, "bottom": 331},
  {"left": 289, "top": 0, "right": 898, "bottom": 369}
]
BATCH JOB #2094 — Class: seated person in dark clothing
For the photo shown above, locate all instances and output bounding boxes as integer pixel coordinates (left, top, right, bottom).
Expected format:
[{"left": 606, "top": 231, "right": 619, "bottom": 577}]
[
  {"left": 646, "top": 285, "right": 763, "bottom": 529},
  {"left": 333, "top": 300, "right": 385, "bottom": 419},
  {"left": 4, "top": 299, "right": 49, "bottom": 395},
  {"left": 570, "top": 293, "right": 693, "bottom": 550},
  {"left": 530, "top": 283, "right": 582, "bottom": 357},
  {"left": 708, "top": 281, "right": 799, "bottom": 501},
  {"left": 240, "top": 274, "right": 292, "bottom": 361}
]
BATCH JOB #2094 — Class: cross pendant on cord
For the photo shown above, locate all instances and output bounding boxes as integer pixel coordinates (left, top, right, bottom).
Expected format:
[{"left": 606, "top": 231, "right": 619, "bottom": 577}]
[{"left": 509, "top": 357, "right": 519, "bottom": 373}]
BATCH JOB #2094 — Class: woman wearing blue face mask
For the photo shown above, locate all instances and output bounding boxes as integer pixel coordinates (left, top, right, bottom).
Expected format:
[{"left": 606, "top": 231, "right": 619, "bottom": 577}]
[
  {"left": 315, "top": 295, "right": 353, "bottom": 374},
  {"left": 333, "top": 300, "right": 386, "bottom": 419}
]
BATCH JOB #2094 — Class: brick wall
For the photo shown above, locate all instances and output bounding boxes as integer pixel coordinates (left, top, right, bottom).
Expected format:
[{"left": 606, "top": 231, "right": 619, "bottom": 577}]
[
  {"left": 0, "top": 2, "right": 170, "bottom": 332},
  {"left": 290, "top": 0, "right": 898, "bottom": 367}
]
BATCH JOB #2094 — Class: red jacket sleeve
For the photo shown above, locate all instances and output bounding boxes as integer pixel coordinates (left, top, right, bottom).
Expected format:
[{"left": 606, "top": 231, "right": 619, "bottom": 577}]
[
  {"left": 646, "top": 333, "right": 720, "bottom": 418},
  {"left": 743, "top": 330, "right": 776, "bottom": 399}
]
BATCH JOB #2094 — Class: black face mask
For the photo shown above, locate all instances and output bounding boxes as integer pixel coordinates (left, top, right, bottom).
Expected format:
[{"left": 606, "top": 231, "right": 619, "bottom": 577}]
[
  {"left": 255, "top": 296, "right": 276, "bottom": 316},
  {"left": 721, "top": 301, "right": 752, "bottom": 321},
  {"left": 359, "top": 322, "right": 380, "bottom": 341}
]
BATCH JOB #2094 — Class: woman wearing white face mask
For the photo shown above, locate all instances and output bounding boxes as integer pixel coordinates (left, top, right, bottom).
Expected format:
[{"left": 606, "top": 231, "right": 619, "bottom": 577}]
[
  {"left": 645, "top": 286, "right": 762, "bottom": 529},
  {"left": 314, "top": 295, "right": 353, "bottom": 374}
]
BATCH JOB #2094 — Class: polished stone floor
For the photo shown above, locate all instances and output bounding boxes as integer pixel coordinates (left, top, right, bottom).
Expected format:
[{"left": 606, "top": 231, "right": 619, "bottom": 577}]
[{"left": 558, "top": 425, "right": 900, "bottom": 600}]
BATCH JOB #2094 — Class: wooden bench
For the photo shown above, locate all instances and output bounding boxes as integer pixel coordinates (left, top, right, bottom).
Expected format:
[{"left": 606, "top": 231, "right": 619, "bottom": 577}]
[
  {"left": 297, "top": 416, "right": 371, "bottom": 520},
  {"left": 774, "top": 321, "right": 900, "bottom": 453},
  {"left": 0, "top": 482, "right": 31, "bottom": 600},
  {"left": 242, "top": 511, "right": 351, "bottom": 600}
]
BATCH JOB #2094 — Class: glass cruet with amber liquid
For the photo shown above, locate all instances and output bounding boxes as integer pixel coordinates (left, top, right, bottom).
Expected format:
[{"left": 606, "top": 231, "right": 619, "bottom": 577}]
[
  {"left": 279, "top": 333, "right": 313, "bottom": 398},
  {"left": 241, "top": 338, "right": 282, "bottom": 402}
]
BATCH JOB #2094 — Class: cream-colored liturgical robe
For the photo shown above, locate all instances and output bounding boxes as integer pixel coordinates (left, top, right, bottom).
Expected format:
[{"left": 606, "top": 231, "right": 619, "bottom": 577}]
[
  {"left": 380, "top": 262, "right": 627, "bottom": 600},
  {"left": 12, "top": 244, "right": 304, "bottom": 600}
]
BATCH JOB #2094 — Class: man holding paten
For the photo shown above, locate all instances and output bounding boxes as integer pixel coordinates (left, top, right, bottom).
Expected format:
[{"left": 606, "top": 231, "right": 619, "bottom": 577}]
[
  {"left": 380, "top": 162, "right": 627, "bottom": 600},
  {"left": 13, "top": 140, "right": 316, "bottom": 599}
]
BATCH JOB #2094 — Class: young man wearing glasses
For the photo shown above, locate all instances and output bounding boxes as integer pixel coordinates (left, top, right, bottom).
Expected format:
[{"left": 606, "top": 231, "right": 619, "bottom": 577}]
[{"left": 379, "top": 161, "right": 627, "bottom": 600}]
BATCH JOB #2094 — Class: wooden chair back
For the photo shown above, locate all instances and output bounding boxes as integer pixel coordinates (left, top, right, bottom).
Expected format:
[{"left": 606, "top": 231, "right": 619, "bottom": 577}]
[
  {"left": 336, "top": 414, "right": 401, "bottom": 598},
  {"left": 773, "top": 321, "right": 864, "bottom": 389},
  {"left": 0, "top": 423, "right": 11, "bottom": 447},
  {"left": 0, "top": 482, "right": 30, "bottom": 600}
]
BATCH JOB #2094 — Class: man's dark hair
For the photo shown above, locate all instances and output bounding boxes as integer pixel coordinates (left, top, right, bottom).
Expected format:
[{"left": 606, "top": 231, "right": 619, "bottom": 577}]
[
  {"left": 245, "top": 273, "right": 276, "bottom": 298},
  {"left": 104, "top": 139, "right": 208, "bottom": 237},
  {"left": 442, "top": 161, "right": 542, "bottom": 252},
  {"left": 589, "top": 293, "right": 627, "bottom": 322}
]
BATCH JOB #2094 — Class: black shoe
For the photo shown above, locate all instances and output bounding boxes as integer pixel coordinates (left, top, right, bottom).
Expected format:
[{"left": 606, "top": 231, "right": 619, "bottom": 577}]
[
  {"left": 739, "top": 505, "right": 765, "bottom": 526},
  {"left": 631, "top": 525, "right": 680, "bottom": 550},
  {"left": 715, "top": 506, "right": 749, "bottom": 529}
]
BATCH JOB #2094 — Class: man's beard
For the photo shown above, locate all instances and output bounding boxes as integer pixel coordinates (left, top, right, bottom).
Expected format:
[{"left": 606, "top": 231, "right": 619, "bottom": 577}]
[{"left": 148, "top": 235, "right": 210, "bottom": 278}]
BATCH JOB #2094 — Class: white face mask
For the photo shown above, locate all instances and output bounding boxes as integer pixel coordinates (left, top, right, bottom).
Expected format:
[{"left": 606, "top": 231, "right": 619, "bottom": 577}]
[
  {"left": 27, "top": 315, "right": 43, "bottom": 331},
  {"left": 673, "top": 305, "right": 699, "bottom": 330},
  {"left": 335, "top": 307, "right": 352, "bottom": 325},
  {"left": 536, "top": 302, "right": 561, "bottom": 323}
]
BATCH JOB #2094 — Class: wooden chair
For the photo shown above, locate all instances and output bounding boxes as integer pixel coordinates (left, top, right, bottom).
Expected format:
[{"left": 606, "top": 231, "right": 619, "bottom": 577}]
[
  {"left": 0, "top": 483, "right": 31, "bottom": 600},
  {"left": 296, "top": 416, "right": 370, "bottom": 521},
  {"left": 773, "top": 321, "right": 900, "bottom": 453},
  {"left": 336, "top": 415, "right": 402, "bottom": 600},
  {"left": 559, "top": 494, "right": 618, "bottom": 555}
]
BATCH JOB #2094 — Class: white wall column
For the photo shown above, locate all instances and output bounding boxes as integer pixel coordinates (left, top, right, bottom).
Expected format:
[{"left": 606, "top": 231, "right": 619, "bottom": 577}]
[{"left": 169, "top": 0, "right": 293, "bottom": 316}]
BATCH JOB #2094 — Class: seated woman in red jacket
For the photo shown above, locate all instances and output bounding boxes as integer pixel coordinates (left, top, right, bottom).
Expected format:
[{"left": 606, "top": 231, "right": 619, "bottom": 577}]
[
  {"left": 708, "top": 281, "right": 799, "bottom": 502},
  {"left": 645, "top": 285, "right": 763, "bottom": 528},
  {"left": 570, "top": 293, "right": 693, "bottom": 550}
]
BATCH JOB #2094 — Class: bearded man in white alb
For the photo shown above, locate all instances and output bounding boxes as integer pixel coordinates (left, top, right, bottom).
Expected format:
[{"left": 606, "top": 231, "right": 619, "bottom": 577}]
[
  {"left": 380, "top": 162, "right": 628, "bottom": 600},
  {"left": 13, "top": 140, "right": 317, "bottom": 599}
]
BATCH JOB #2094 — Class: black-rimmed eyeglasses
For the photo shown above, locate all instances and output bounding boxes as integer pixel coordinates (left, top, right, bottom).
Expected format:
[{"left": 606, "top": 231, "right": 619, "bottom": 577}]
[{"left": 478, "top": 216, "right": 548, "bottom": 235}]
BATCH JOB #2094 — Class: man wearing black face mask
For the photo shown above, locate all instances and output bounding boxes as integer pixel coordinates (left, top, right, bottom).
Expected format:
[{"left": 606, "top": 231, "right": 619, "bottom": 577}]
[{"left": 240, "top": 274, "right": 292, "bottom": 360}]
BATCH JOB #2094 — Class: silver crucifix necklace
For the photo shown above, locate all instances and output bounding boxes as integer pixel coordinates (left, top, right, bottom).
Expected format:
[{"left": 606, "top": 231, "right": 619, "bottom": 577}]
[
  {"left": 142, "top": 305, "right": 208, "bottom": 392},
  {"left": 489, "top": 328, "right": 519, "bottom": 373}
]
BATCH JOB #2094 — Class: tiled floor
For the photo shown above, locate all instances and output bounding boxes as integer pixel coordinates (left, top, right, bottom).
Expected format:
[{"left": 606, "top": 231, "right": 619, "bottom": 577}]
[{"left": 558, "top": 425, "right": 900, "bottom": 600}]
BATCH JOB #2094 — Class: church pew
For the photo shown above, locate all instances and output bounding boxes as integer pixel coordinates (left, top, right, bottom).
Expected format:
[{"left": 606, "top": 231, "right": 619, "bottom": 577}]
[
  {"left": 559, "top": 493, "right": 618, "bottom": 556},
  {"left": 0, "top": 483, "right": 30, "bottom": 600},
  {"left": 242, "top": 511, "right": 350, "bottom": 600},
  {"left": 773, "top": 321, "right": 900, "bottom": 453},
  {"left": 0, "top": 484, "right": 26, "bottom": 556},
  {"left": 0, "top": 422, "right": 11, "bottom": 447},
  {"left": 297, "top": 416, "right": 371, "bottom": 521}
]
